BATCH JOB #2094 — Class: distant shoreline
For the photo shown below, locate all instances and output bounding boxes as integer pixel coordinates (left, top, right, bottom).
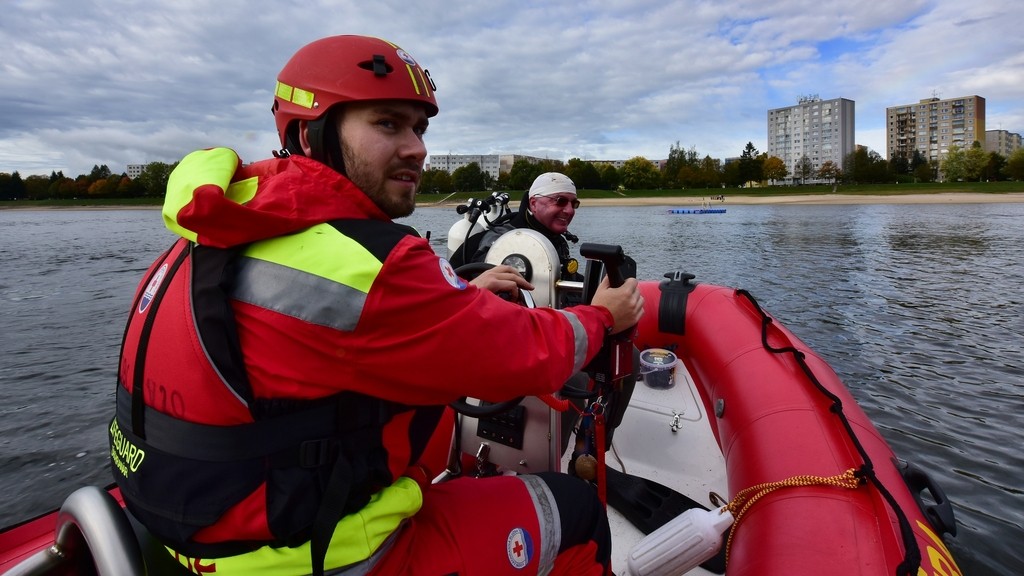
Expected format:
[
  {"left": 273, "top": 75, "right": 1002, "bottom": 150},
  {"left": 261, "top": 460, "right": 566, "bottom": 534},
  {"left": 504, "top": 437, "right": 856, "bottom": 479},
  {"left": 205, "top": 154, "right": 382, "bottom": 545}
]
[{"left": 4, "top": 192, "right": 1024, "bottom": 211}]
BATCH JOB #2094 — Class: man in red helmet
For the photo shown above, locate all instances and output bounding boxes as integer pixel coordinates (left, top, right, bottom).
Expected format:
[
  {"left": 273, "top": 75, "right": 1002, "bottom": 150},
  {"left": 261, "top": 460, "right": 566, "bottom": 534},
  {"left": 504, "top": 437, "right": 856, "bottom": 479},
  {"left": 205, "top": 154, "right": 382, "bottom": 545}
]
[{"left": 110, "top": 35, "right": 642, "bottom": 576}]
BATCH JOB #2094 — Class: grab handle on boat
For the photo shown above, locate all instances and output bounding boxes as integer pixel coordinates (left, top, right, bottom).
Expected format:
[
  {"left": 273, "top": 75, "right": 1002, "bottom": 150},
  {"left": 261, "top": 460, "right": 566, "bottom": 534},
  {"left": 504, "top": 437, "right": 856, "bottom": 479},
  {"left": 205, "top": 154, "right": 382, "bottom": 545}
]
[
  {"left": 657, "top": 271, "right": 697, "bottom": 335},
  {"left": 899, "top": 460, "right": 958, "bottom": 537},
  {"left": 4, "top": 486, "right": 145, "bottom": 576}
]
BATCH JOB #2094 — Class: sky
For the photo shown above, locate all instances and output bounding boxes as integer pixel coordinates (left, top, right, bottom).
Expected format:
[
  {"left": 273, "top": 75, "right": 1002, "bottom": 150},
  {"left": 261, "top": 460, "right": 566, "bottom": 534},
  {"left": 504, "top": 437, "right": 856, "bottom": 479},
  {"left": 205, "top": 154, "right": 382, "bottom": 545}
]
[{"left": 2, "top": 0, "right": 1022, "bottom": 178}]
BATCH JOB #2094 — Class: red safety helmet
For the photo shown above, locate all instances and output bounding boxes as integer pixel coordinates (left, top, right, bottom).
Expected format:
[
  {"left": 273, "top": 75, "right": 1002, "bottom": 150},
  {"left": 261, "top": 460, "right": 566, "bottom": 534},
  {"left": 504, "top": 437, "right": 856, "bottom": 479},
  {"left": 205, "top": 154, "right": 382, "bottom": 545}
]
[{"left": 272, "top": 35, "right": 439, "bottom": 148}]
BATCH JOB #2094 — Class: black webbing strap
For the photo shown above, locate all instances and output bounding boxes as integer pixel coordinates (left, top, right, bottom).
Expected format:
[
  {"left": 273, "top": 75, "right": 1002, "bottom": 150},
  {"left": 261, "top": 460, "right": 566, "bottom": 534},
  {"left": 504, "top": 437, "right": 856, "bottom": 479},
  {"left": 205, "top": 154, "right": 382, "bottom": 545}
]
[
  {"left": 116, "top": 386, "right": 339, "bottom": 461},
  {"left": 131, "top": 242, "right": 190, "bottom": 439},
  {"left": 116, "top": 243, "right": 175, "bottom": 392},
  {"left": 308, "top": 397, "right": 397, "bottom": 576},
  {"left": 310, "top": 453, "right": 354, "bottom": 576},
  {"left": 191, "top": 244, "right": 254, "bottom": 406}
]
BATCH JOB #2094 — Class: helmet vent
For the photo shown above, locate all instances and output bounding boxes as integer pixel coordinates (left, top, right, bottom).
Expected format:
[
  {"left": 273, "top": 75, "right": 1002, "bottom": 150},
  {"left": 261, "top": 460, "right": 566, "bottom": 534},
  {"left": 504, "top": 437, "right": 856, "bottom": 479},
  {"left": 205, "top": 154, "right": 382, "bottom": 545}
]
[{"left": 360, "top": 55, "right": 393, "bottom": 76}]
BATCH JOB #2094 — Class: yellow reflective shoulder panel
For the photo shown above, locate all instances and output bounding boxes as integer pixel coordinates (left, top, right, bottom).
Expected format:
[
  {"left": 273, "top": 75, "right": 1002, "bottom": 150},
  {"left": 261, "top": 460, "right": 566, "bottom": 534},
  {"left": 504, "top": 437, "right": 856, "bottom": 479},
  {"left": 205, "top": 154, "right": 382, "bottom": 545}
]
[
  {"left": 163, "top": 148, "right": 241, "bottom": 241},
  {"left": 246, "top": 224, "right": 382, "bottom": 293},
  {"left": 224, "top": 176, "right": 258, "bottom": 205}
]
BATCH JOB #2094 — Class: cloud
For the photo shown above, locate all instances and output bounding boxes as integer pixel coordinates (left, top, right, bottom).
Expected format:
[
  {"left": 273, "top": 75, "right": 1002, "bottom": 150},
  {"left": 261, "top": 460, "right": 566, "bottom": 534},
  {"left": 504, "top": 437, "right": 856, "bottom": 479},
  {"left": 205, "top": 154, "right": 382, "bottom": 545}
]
[{"left": 1, "top": 0, "right": 1021, "bottom": 178}]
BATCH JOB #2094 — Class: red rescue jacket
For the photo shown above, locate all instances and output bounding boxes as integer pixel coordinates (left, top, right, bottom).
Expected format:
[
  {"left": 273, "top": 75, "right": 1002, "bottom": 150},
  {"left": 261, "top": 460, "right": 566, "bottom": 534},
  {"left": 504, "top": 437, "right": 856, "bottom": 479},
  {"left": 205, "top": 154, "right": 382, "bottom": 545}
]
[{"left": 111, "top": 148, "right": 614, "bottom": 569}]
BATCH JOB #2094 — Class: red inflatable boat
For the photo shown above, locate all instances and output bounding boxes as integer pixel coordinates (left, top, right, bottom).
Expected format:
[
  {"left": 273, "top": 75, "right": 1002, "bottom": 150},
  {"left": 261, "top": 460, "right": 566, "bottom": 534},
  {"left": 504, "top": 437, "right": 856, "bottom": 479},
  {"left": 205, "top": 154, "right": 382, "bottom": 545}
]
[{"left": 0, "top": 233, "right": 963, "bottom": 575}]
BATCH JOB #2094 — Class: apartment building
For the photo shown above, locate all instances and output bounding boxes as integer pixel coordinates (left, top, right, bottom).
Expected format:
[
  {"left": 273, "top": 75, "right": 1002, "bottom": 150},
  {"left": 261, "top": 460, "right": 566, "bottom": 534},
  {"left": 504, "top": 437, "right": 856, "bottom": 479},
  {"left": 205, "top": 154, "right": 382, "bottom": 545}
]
[
  {"left": 428, "top": 154, "right": 501, "bottom": 180},
  {"left": 767, "top": 96, "right": 855, "bottom": 183},
  {"left": 427, "top": 153, "right": 552, "bottom": 180},
  {"left": 985, "top": 129, "right": 1022, "bottom": 157},
  {"left": 886, "top": 95, "right": 986, "bottom": 166}
]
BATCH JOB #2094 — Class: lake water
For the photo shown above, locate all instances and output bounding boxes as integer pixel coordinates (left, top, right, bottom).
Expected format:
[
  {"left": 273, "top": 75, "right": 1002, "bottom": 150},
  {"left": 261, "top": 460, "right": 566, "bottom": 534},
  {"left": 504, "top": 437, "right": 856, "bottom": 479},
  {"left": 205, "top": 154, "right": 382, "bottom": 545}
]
[{"left": 1, "top": 203, "right": 1021, "bottom": 574}]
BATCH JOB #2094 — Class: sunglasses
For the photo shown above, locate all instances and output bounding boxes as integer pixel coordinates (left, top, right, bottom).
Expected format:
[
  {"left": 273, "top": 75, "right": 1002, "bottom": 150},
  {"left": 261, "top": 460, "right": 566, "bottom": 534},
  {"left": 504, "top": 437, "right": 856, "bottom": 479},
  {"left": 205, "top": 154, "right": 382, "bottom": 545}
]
[{"left": 543, "top": 195, "right": 580, "bottom": 209}]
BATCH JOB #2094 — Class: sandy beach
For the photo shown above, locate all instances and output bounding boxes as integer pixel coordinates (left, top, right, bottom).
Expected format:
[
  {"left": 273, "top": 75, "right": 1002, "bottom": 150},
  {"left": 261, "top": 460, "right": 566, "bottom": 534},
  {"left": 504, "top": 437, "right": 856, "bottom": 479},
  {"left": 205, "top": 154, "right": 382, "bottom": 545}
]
[
  {"left": 563, "top": 192, "right": 1024, "bottom": 207},
  {"left": 417, "top": 190, "right": 1024, "bottom": 208}
]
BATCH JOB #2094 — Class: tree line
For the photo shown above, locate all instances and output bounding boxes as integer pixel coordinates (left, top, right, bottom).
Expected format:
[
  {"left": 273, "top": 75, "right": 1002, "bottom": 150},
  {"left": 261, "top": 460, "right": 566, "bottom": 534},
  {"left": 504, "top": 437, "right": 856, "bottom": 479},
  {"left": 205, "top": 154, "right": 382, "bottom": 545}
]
[
  {"left": 0, "top": 162, "right": 177, "bottom": 201},
  {"left": 415, "top": 141, "right": 1024, "bottom": 195},
  {"left": 3, "top": 142, "right": 1024, "bottom": 202}
]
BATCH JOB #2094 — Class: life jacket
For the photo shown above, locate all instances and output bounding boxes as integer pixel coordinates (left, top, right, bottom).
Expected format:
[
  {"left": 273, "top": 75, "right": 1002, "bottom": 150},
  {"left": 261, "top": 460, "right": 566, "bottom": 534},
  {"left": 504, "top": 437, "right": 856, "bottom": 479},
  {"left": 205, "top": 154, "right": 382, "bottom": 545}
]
[{"left": 110, "top": 236, "right": 444, "bottom": 574}]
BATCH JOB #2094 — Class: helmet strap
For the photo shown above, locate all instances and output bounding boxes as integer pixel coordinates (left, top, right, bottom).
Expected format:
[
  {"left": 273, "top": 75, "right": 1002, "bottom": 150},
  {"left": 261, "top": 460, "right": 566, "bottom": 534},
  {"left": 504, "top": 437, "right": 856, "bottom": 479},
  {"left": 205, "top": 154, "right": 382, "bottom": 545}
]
[
  {"left": 306, "top": 113, "right": 346, "bottom": 176},
  {"left": 306, "top": 116, "right": 328, "bottom": 163},
  {"left": 282, "top": 123, "right": 303, "bottom": 157}
]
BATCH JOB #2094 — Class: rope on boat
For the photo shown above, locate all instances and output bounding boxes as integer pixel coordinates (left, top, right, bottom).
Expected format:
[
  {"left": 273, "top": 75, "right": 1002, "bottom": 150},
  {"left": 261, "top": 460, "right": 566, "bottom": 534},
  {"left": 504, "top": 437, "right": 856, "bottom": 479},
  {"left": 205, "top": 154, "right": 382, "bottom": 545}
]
[
  {"left": 718, "top": 468, "right": 861, "bottom": 565},
  {"left": 734, "top": 288, "right": 922, "bottom": 576}
]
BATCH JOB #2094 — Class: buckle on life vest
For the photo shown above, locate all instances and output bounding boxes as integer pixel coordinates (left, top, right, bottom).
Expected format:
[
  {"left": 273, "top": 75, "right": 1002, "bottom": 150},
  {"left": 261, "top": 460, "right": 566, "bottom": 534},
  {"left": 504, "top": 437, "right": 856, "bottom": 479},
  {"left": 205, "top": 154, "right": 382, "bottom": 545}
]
[{"left": 299, "top": 439, "right": 334, "bottom": 468}]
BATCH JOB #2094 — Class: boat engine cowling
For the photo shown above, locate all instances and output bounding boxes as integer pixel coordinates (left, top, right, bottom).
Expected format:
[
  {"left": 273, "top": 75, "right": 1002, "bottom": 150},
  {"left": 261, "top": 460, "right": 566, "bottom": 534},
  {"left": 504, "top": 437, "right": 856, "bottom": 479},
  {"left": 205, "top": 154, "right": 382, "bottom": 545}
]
[{"left": 483, "top": 228, "right": 561, "bottom": 309}]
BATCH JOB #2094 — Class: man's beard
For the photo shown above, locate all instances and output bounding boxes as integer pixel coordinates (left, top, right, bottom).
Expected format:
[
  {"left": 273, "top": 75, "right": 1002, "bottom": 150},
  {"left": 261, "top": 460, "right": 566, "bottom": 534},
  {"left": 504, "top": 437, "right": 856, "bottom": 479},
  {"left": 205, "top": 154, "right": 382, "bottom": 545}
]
[{"left": 341, "top": 140, "right": 417, "bottom": 219}]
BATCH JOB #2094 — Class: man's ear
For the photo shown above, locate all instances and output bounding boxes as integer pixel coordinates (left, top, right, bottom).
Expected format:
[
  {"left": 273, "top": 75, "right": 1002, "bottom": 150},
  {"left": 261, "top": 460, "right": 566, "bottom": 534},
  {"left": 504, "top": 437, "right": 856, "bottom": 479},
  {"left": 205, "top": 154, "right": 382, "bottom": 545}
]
[{"left": 297, "top": 120, "right": 313, "bottom": 157}]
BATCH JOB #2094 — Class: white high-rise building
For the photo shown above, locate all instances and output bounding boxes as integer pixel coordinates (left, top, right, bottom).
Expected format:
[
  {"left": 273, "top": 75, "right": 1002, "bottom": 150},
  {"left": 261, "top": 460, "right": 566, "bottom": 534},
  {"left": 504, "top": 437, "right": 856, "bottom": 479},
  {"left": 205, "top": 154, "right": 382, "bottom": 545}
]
[
  {"left": 767, "top": 96, "right": 855, "bottom": 184},
  {"left": 428, "top": 154, "right": 502, "bottom": 180}
]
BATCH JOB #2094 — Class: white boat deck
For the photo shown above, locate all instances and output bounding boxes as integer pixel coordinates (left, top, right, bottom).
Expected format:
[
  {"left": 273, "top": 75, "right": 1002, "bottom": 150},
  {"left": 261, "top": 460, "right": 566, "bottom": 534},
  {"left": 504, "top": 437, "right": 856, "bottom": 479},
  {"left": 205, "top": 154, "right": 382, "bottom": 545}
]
[
  {"left": 597, "top": 362, "right": 728, "bottom": 574},
  {"left": 458, "top": 360, "right": 728, "bottom": 575}
]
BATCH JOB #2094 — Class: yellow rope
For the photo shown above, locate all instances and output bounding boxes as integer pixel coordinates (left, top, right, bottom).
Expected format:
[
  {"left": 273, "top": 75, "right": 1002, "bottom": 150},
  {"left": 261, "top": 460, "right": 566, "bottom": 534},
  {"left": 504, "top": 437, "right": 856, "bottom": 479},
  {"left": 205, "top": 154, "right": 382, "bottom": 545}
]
[{"left": 722, "top": 468, "right": 862, "bottom": 565}]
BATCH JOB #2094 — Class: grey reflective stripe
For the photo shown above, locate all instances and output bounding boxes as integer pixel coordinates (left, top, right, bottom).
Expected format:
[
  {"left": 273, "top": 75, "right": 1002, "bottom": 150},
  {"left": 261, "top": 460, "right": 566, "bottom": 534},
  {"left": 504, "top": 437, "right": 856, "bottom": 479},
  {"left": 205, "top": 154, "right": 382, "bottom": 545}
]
[
  {"left": 558, "top": 310, "right": 590, "bottom": 372},
  {"left": 325, "top": 525, "right": 403, "bottom": 576},
  {"left": 232, "top": 256, "right": 366, "bottom": 331},
  {"left": 519, "top": 474, "right": 561, "bottom": 575}
]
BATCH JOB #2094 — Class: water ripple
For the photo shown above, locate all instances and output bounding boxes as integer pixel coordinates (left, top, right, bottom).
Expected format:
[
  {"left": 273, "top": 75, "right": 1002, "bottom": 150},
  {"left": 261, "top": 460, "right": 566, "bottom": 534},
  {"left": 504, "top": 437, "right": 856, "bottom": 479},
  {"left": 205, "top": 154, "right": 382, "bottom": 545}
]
[{"left": 3, "top": 205, "right": 1022, "bottom": 574}]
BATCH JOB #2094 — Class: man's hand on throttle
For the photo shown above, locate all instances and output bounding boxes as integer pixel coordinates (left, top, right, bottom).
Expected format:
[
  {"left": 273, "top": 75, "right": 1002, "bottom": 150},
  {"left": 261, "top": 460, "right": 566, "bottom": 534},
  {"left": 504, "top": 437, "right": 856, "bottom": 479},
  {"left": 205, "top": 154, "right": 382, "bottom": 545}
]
[{"left": 468, "top": 265, "right": 534, "bottom": 300}]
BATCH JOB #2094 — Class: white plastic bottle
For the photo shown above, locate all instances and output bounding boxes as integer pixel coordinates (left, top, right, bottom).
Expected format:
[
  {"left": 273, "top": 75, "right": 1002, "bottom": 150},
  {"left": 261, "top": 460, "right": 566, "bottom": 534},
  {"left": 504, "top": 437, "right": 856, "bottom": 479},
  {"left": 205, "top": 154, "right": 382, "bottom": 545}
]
[{"left": 626, "top": 507, "right": 735, "bottom": 576}]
